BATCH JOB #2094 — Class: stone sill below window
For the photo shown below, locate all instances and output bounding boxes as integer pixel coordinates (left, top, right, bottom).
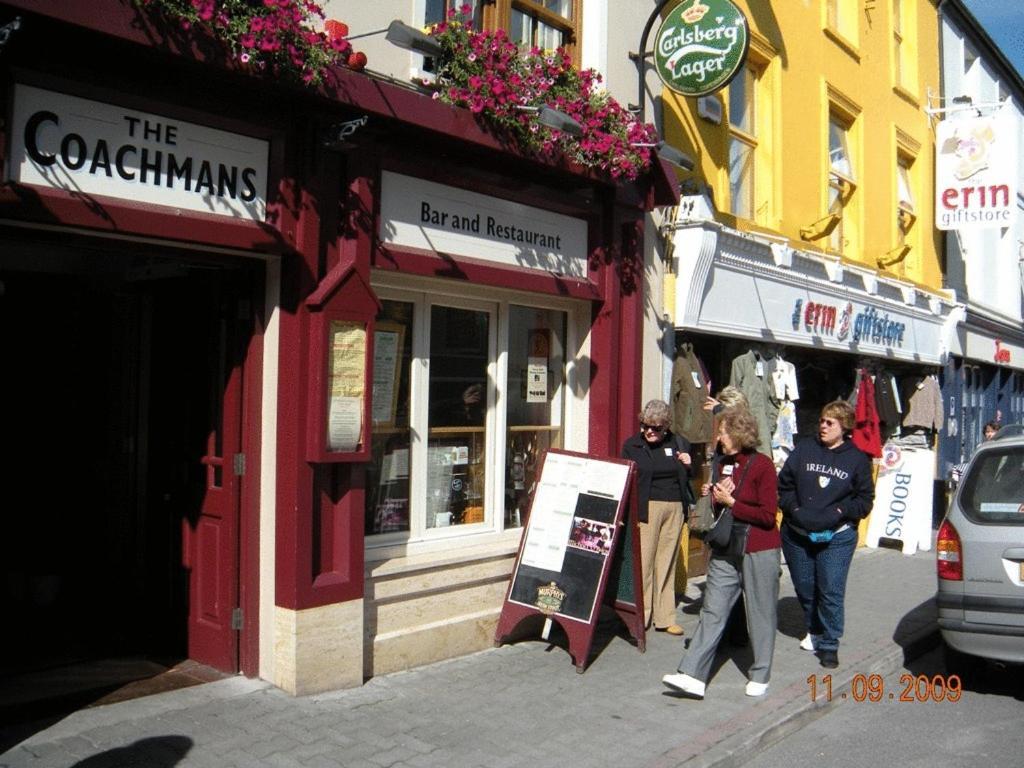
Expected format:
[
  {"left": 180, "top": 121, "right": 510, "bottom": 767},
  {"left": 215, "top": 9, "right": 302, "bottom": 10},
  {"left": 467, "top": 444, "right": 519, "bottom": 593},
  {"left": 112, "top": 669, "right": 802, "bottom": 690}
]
[{"left": 823, "top": 27, "right": 861, "bottom": 62}]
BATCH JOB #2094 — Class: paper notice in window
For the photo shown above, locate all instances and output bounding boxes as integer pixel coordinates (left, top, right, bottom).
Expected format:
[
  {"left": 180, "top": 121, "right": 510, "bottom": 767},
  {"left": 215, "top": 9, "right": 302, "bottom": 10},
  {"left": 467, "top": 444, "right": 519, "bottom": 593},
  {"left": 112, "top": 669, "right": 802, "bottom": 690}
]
[
  {"left": 328, "top": 395, "right": 362, "bottom": 452},
  {"left": 527, "top": 357, "right": 548, "bottom": 403}
]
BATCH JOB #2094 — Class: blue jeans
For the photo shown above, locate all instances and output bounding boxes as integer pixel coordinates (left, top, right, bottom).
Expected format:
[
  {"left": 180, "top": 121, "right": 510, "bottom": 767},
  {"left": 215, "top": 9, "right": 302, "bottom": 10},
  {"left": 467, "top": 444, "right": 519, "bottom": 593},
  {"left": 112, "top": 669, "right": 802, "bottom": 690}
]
[{"left": 781, "top": 524, "right": 858, "bottom": 652}]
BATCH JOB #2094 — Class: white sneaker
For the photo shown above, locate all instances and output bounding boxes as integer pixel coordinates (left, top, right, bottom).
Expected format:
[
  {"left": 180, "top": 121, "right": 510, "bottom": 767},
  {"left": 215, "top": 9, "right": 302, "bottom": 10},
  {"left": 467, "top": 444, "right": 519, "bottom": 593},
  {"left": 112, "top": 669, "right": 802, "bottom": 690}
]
[
  {"left": 800, "top": 633, "right": 817, "bottom": 651},
  {"left": 745, "top": 680, "right": 769, "bottom": 697},
  {"left": 662, "top": 673, "right": 705, "bottom": 698}
]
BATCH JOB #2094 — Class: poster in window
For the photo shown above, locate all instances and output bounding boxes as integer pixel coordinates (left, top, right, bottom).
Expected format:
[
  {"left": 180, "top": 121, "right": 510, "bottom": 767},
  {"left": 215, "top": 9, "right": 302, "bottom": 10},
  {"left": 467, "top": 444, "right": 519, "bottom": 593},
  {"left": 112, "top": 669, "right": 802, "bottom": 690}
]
[
  {"left": 372, "top": 322, "right": 404, "bottom": 425},
  {"left": 327, "top": 320, "right": 365, "bottom": 452}
]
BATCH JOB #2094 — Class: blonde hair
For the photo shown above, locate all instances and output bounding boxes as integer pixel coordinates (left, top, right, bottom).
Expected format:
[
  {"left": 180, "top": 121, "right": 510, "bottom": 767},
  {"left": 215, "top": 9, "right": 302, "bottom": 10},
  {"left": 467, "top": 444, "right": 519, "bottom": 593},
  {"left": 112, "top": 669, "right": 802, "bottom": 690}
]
[
  {"left": 821, "top": 400, "right": 855, "bottom": 432},
  {"left": 716, "top": 385, "right": 749, "bottom": 409}
]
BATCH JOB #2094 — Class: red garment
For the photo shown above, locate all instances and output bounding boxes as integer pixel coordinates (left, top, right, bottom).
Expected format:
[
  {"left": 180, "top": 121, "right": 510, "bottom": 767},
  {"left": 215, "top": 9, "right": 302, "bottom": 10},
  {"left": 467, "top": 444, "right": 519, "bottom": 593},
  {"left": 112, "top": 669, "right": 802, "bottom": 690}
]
[
  {"left": 852, "top": 371, "right": 882, "bottom": 458},
  {"left": 729, "top": 451, "right": 781, "bottom": 553}
]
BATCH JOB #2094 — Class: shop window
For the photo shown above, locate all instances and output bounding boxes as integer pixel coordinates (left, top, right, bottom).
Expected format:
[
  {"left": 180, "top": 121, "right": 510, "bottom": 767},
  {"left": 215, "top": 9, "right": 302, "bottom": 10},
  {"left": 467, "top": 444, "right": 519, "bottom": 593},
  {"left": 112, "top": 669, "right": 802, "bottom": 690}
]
[
  {"left": 366, "top": 290, "right": 570, "bottom": 546},
  {"left": 366, "top": 299, "right": 414, "bottom": 535},
  {"left": 728, "top": 66, "right": 756, "bottom": 221},
  {"left": 828, "top": 115, "right": 856, "bottom": 254}
]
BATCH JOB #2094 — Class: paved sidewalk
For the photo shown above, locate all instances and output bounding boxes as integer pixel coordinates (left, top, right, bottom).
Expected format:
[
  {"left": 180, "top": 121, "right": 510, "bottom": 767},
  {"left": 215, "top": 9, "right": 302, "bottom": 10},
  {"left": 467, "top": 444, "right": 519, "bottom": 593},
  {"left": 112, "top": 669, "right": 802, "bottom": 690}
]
[{"left": 1, "top": 545, "right": 938, "bottom": 768}]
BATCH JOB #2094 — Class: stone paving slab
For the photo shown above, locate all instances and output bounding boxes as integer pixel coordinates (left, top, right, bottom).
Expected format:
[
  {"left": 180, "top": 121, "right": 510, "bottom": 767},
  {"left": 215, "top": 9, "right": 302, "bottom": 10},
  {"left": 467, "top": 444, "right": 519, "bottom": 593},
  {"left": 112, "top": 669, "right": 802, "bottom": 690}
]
[{"left": 0, "top": 546, "right": 937, "bottom": 768}]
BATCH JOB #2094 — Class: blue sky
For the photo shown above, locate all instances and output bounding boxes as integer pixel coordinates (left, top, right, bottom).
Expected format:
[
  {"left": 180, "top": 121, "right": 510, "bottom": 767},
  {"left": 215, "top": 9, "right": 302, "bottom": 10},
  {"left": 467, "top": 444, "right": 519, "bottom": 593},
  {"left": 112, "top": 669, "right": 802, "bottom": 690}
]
[{"left": 961, "top": 0, "right": 1024, "bottom": 77}]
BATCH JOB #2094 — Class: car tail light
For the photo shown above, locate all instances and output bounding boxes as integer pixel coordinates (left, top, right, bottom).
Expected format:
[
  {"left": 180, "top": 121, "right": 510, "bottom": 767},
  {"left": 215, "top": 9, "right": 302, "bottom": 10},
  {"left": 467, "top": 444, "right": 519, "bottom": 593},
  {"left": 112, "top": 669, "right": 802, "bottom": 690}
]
[{"left": 936, "top": 519, "right": 962, "bottom": 581}]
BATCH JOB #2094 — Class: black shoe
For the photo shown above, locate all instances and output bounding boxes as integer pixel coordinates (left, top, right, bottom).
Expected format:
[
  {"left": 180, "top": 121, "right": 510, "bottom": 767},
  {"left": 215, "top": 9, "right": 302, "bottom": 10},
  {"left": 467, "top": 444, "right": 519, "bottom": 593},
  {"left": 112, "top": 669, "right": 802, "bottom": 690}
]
[{"left": 818, "top": 649, "right": 839, "bottom": 669}]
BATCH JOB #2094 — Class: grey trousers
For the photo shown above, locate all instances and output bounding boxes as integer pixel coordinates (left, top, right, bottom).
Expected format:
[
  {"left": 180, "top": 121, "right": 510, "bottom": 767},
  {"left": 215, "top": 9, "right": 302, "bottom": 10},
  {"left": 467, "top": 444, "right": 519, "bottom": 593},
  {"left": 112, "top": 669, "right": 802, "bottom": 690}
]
[{"left": 677, "top": 547, "right": 781, "bottom": 685}]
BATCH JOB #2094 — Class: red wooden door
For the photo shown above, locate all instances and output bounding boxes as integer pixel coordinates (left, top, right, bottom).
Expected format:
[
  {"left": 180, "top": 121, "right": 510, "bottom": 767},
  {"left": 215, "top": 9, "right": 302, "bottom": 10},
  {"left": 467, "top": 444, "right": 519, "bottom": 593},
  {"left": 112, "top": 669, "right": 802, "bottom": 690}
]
[{"left": 183, "top": 295, "right": 244, "bottom": 672}]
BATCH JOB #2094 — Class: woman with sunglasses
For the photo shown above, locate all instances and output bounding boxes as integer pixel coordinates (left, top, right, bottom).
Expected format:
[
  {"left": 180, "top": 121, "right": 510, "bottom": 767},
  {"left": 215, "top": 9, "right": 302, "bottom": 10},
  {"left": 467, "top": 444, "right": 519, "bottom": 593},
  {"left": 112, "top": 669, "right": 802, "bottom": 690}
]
[
  {"left": 777, "top": 400, "right": 875, "bottom": 669},
  {"left": 622, "top": 399, "right": 693, "bottom": 636}
]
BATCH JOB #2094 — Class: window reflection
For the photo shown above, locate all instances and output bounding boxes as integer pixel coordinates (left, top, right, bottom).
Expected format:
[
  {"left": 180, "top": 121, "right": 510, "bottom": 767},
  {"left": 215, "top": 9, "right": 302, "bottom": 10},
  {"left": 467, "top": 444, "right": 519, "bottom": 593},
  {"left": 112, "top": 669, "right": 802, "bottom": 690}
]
[
  {"left": 505, "top": 306, "right": 566, "bottom": 528},
  {"left": 427, "top": 306, "right": 490, "bottom": 528},
  {"left": 366, "top": 300, "right": 414, "bottom": 535}
]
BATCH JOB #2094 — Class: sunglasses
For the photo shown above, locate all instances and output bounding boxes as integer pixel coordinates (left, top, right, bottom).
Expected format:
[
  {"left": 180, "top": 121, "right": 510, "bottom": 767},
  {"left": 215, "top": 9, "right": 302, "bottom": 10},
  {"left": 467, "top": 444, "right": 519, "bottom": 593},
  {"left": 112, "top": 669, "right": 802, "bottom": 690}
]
[{"left": 641, "top": 422, "right": 667, "bottom": 432}]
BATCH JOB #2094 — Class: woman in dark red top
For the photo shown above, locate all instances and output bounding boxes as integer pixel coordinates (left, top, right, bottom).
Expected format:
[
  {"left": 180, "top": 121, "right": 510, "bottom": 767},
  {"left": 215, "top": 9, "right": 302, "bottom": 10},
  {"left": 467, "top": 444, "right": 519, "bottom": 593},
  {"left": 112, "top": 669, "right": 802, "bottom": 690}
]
[{"left": 662, "top": 406, "right": 780, "bottom": 699}]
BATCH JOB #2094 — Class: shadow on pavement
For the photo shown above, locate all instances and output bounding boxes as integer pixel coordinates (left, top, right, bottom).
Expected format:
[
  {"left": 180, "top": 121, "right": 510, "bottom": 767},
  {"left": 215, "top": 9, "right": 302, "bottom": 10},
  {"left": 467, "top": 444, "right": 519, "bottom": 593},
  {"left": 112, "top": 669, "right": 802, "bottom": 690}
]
[{"left": 67, "top": 735, "right": 193, "bottom": 767}]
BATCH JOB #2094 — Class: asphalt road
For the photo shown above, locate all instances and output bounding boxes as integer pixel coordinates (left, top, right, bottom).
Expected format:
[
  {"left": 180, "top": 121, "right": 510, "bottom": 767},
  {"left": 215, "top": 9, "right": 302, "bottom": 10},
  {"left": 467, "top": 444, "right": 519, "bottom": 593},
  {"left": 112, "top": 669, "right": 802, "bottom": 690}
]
[{"left": 740, "top": 645, "right": 1024, "bottom": 768}]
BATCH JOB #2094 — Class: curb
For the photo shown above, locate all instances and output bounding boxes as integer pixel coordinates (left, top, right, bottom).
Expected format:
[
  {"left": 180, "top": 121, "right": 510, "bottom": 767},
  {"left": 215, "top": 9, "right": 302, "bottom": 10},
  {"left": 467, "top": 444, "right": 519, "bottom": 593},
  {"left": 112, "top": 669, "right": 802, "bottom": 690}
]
[{"left": 670, "top": 624, "right": 941, "bottom": 768}]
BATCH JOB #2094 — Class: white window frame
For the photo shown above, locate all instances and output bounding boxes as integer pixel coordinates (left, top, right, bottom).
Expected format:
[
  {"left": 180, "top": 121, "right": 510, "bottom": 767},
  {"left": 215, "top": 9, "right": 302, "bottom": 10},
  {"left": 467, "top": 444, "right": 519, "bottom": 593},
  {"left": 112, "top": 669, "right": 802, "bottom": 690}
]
[{"left": 366, "top": 273, "right": 587, "bottom": 559}]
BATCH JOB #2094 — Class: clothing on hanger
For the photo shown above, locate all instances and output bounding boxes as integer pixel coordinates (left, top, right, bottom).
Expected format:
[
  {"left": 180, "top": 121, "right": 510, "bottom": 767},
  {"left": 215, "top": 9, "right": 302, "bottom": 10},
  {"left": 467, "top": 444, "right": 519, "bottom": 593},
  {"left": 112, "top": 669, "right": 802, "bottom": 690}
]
[
  {"left": 671, "top": 342, "right": 714, "bottom": 443},
  {"left": 901, "top": 374, "right": 943, "bottom": 432},
  {"left": 852, "top": 368, "right": 882, "bottom": 458},
  {"left": 729, "top": 348, "right": 777, "bottom": 457}
]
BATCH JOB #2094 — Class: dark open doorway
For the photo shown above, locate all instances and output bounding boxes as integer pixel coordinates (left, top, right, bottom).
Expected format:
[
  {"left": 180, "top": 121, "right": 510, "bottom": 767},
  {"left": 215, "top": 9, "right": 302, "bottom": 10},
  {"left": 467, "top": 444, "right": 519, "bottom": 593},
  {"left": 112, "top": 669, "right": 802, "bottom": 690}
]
[{"left": 0, "top": 239, "right": 260, "bottom": 729}]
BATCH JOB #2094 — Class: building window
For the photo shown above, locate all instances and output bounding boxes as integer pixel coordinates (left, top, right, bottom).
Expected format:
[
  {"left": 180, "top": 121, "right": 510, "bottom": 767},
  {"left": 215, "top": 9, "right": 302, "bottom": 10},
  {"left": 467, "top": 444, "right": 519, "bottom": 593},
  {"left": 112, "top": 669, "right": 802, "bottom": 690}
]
[
  {"left": 828, "top": 116, "right": 856, "bottom": 253},
  {"left": 728, "top": 66, "right": 757, "bottom": 220},
  {"left": 424, "top": 0, "right": 579, "bottom": 64},
  {"left": 426, "top": 0, "right": 484, "bottom": 27},
  {"left": 964, "top": 40, "right": 979, "bottom": 74},
  {"left": 891, "top": 0, "right": 917, "bottom": 92},
  {"left": 366, "top": 289, "right": 573, "bottom": 546},
  {"left": 506, "top": 0, "right": 577, "bottom": 54},
  {"left": 892, "top": 0, "right": 904, "bottom": 84},
  {"left": 826, "top": 0, "right": 857, "bottom": 43},
  {"left": 896, "top": 155, "right": 916, "bottom": 246}
]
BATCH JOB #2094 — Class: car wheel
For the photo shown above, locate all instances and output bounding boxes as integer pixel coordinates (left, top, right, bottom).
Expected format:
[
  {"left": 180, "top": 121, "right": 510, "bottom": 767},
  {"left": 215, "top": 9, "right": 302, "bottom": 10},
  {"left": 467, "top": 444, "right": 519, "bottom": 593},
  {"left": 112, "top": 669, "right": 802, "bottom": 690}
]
[{"left": 943, "top": 642, "right": 984, "bottom": 686}]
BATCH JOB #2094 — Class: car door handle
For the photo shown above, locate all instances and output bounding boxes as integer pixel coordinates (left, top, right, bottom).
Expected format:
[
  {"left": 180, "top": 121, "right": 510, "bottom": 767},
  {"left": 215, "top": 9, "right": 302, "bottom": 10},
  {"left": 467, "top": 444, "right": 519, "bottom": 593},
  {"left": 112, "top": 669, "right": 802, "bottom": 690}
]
[{"left": 1002, "top": 548, "right": 1024, "bottom": 561}]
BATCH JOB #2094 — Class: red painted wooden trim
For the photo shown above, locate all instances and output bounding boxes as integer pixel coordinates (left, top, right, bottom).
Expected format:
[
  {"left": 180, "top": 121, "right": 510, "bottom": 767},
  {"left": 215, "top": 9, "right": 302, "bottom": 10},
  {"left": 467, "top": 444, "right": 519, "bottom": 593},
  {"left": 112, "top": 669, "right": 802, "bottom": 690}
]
[
  {"left": 238, "top": 267, "right": 266, "bottom": 678},
  {"left": 0, "top": 185, "right": 293, "bottom": 254},
  {"left": 373, "top": 244, "right": 603, "bottom": 301}
]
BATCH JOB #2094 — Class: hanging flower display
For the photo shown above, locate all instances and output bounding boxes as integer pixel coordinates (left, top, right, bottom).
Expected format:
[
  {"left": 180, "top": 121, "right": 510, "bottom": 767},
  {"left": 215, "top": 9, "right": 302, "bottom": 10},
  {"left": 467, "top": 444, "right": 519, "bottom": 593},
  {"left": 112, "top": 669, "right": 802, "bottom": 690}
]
[
  {"left": 430, "top": 5, "right": 660, "bottom": 180},
  {"left": 134, "top": 0, "right": 365, "bottom": 85},
  {"left": 133, "top": 2, "right": 661, "bottom": 181}
]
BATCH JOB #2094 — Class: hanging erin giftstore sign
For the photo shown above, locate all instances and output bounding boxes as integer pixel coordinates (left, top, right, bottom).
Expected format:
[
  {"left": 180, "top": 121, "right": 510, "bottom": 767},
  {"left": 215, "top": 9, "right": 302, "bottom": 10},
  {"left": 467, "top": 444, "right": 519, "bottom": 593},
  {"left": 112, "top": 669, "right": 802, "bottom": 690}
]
[
  {"left": 934, "top": 110, "right": 1018, "bottom": 231},
  {"left": 653, "top": 0, "right": 750, "bottom": 97}
]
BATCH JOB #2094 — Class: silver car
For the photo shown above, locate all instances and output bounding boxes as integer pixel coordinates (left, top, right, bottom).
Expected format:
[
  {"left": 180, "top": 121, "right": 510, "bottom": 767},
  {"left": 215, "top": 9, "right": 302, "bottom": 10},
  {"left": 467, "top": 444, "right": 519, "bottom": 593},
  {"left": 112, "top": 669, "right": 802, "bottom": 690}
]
[{"left": 937, "top": 427, "right": 1024, "bottom": 672}]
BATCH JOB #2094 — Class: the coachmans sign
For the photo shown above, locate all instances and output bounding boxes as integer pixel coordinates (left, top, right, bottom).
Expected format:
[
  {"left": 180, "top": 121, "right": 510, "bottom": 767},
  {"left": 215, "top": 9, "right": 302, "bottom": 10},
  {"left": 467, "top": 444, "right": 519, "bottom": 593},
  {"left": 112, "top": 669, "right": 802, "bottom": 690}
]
[{"left": 654, "top": 0, "right": 750, "bottom": 97}]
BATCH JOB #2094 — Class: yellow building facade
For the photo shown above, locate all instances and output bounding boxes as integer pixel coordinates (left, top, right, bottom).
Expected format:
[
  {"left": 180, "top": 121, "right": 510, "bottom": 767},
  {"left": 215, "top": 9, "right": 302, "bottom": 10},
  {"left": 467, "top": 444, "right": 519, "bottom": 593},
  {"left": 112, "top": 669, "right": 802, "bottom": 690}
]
[
  {"left": 664, "top": 0, "right": 943, "bottom": 291},
  {"left": 659, "top": 1, "right": 960, "bottom": 570}
]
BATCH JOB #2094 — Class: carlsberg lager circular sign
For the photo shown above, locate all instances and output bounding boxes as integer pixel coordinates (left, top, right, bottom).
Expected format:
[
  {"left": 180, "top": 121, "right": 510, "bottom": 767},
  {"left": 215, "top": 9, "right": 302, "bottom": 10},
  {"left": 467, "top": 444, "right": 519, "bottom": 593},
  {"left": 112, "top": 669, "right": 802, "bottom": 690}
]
[{"left": 654, "top": 0, "right": 750, "bottom": 97}]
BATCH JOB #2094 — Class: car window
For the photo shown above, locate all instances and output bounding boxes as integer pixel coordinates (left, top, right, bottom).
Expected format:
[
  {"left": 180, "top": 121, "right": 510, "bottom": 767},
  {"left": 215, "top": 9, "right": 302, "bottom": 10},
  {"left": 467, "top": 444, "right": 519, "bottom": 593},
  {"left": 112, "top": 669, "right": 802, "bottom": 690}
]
[{"left": 960, "top": 447, "right": 1024, "bottom": 524}]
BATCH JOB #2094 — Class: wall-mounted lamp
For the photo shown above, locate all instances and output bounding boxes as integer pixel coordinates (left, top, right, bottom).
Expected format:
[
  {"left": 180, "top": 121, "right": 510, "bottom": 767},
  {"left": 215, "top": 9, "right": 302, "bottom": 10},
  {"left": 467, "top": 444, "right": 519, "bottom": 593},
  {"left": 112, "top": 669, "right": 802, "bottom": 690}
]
[
  {"left": 515, "top": 105, "right": 583, "bottom": 137},
  {"left": 347, "top": 19, "right": 444, "bottom": 59},
  {"left": 323, "top": 115, "right": 369, "bottom": 151},
  {"left": 632, "top": 141, "right": 694, "bottom": 171}
]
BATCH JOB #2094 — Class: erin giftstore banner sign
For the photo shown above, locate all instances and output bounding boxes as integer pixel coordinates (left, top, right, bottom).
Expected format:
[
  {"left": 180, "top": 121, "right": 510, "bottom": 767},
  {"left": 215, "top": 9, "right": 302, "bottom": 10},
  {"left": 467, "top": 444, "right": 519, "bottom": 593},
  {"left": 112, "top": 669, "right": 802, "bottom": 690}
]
[
  {"left": 934, "top": 110, "right": 1018, "bottom": 231},
  {"left": 9, "top": 84, "right": 269, "bottom": 221},
  {"left": 654, "top": 0, "right": 750, "bottom": 97},
  {"left": 379, "top": 172, "right": 588, "bottom": 278}
]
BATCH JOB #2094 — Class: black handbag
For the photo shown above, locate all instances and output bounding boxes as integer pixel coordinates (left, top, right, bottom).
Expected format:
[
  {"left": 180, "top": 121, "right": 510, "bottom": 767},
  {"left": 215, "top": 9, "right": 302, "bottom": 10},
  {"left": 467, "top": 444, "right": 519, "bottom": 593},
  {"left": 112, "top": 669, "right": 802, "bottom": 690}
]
[{"left": 705, "top": 456, "right": 754, "bottom": 554}]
